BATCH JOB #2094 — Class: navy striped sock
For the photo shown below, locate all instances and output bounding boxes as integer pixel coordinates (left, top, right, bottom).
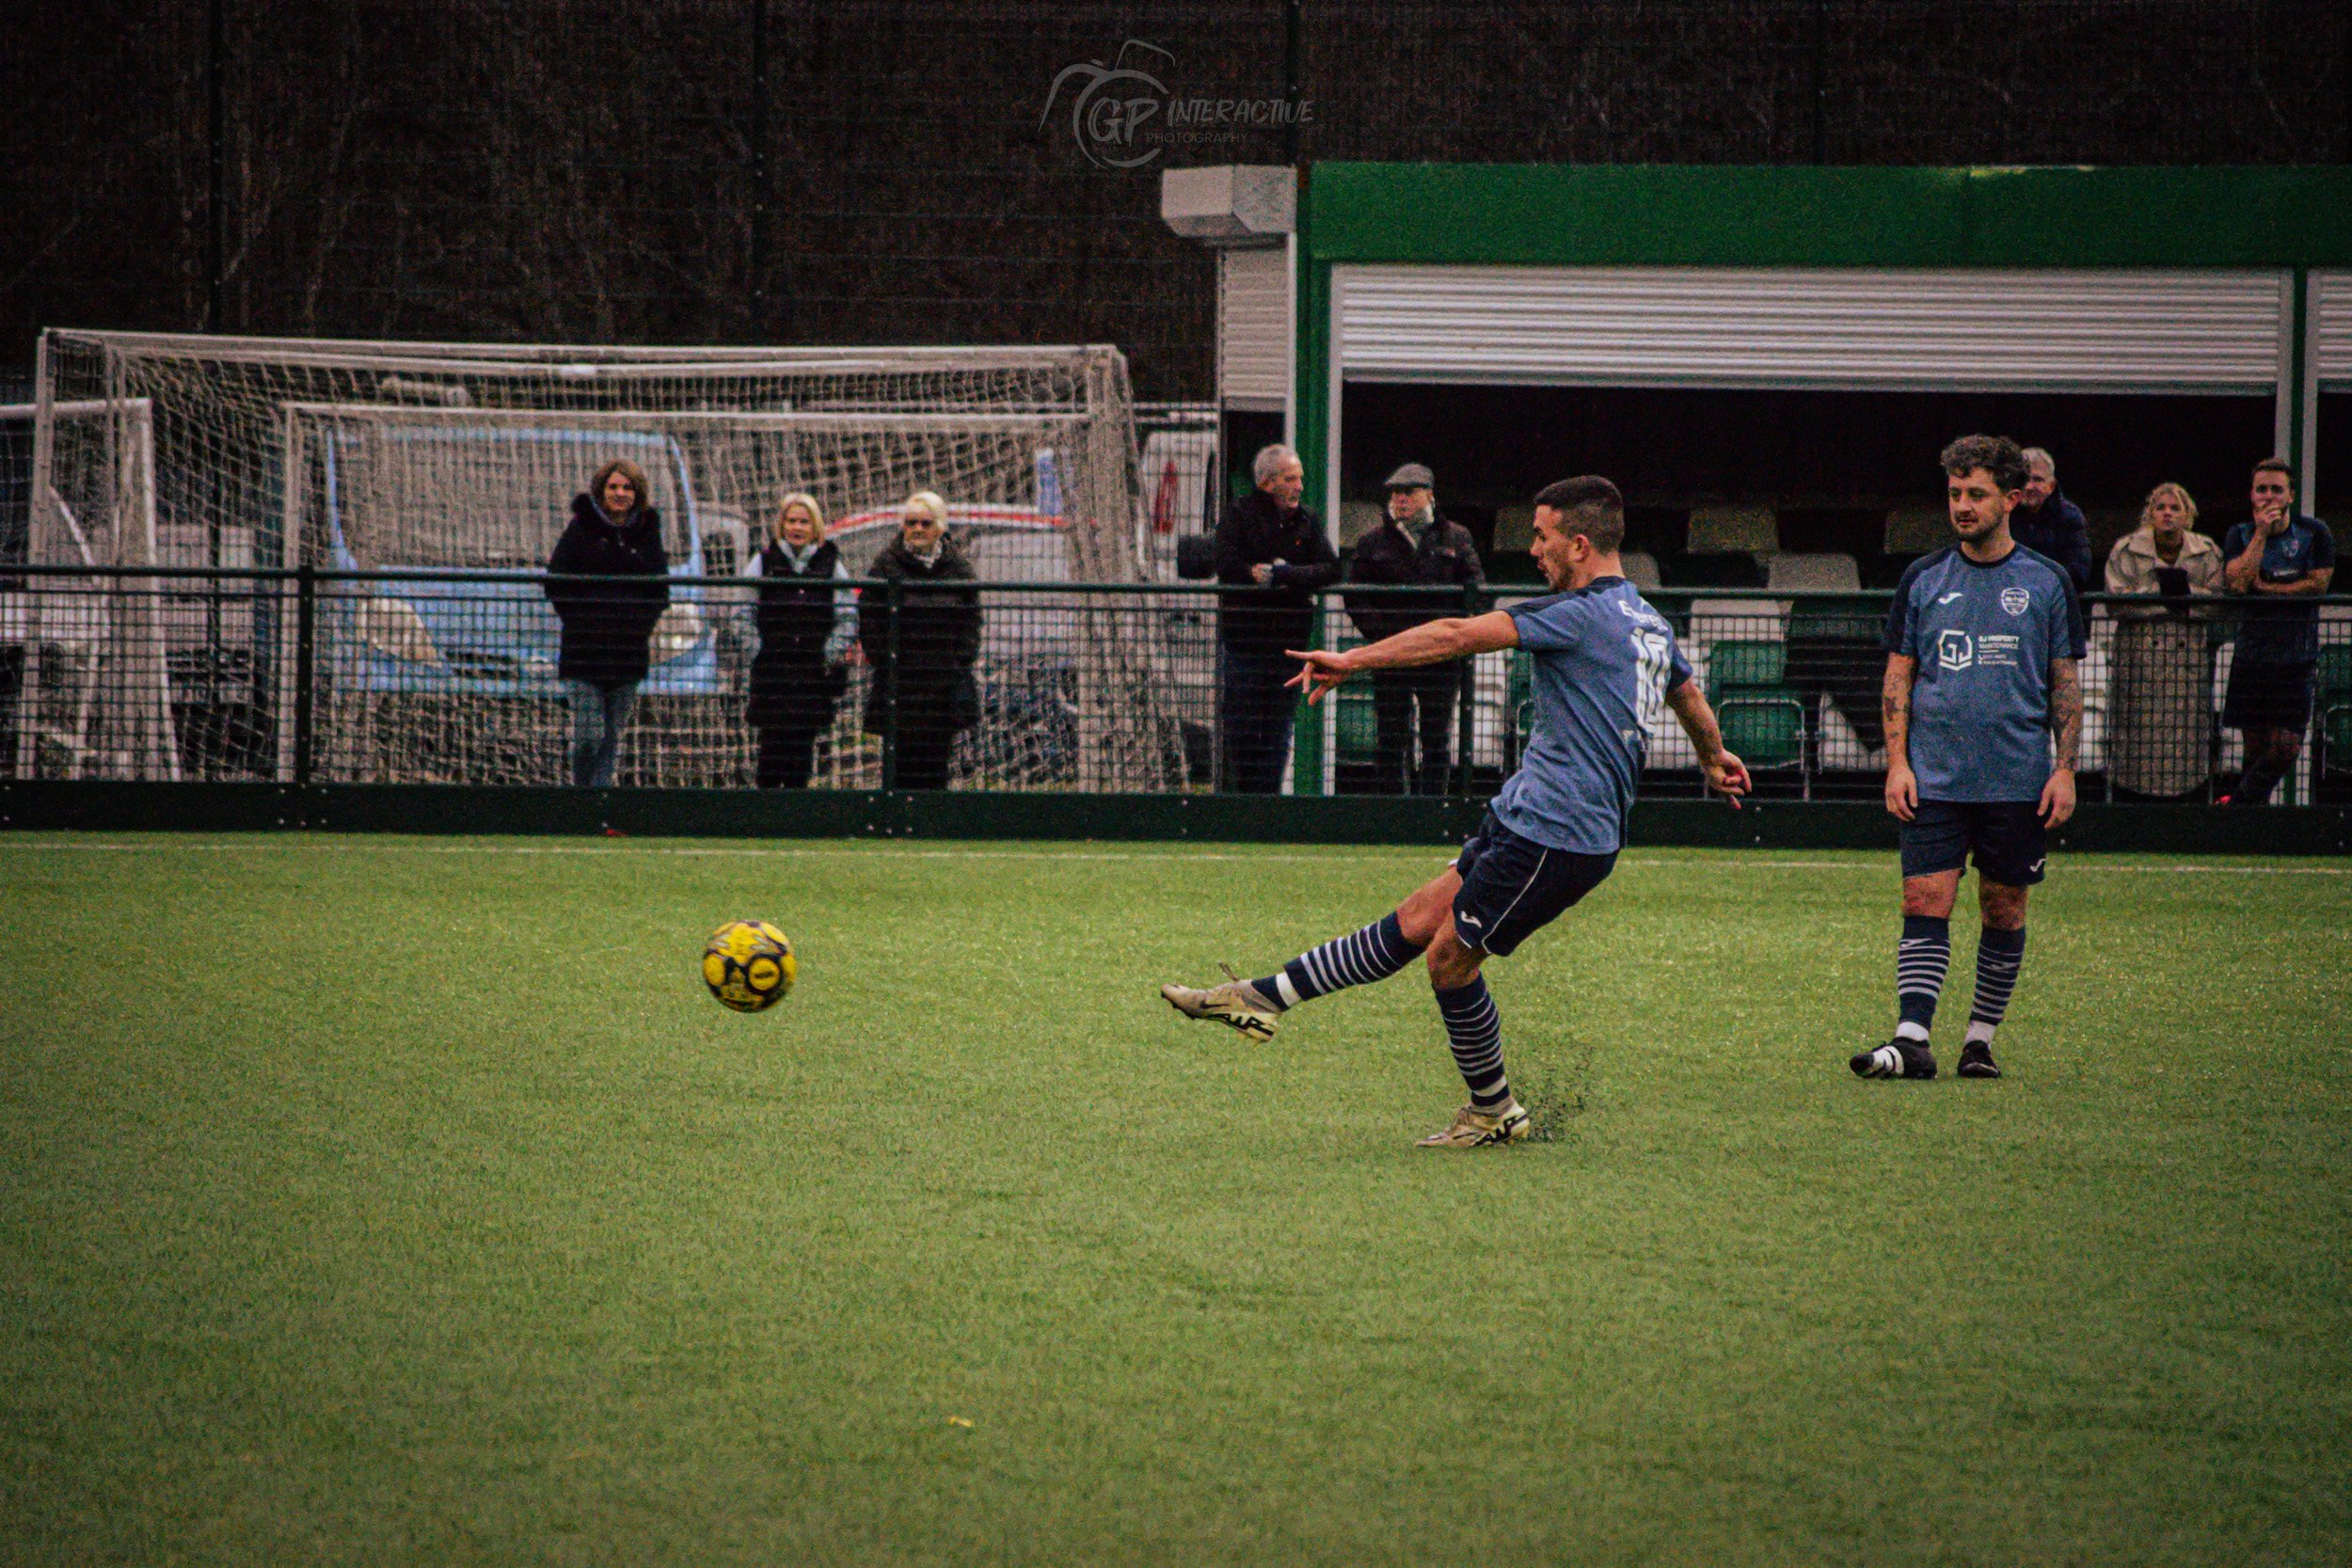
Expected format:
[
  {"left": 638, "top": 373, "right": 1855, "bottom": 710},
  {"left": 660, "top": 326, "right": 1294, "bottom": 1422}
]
[
  {"left": 1967, "top": 925, "right": 2026, "bottom": 1040},
  {"left": 1895, "top": 913, "right": 1950, "bottom": 1041},
  {"left": 1435, "top": 975, "right": 1510, "bottom": 1109},
  {"left": 1257, "top": 912, "right": 1425, "bottom": 1006}
]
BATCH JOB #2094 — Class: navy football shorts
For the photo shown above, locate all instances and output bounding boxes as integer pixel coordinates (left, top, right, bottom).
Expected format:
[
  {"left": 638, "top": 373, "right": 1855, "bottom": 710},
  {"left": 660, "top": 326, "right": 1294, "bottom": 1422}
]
[
  {"left": 1450, "top": 810, "right": 1617, "bottom": 957},
  {"left": 2221, "top": 657, "right": 2314, "bottom": 732},
  {"left": 1899, "top": 799, "right": 2048, "bottom": 887}
]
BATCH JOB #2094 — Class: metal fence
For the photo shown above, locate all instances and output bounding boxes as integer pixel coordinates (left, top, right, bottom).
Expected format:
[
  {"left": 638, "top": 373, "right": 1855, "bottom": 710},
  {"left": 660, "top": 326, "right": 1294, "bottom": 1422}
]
[{"left": 7, "top": 565, "right": 2351, "bottom": 804}]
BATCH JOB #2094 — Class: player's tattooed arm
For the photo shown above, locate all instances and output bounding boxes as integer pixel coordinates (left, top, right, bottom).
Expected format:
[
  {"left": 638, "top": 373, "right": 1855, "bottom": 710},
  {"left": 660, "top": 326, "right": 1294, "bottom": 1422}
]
[
  {"left": 2049, "top": 656, "right": 2082, "bottom": 770},
  {"left": 1880, "top": 655, "right": 1915, "bottom": 766},
  {"left": 1665, "top": 680, "right": 1751, "bottom": 804},
  {"left": 1882, "top": 654, "right": 1919, "bottom": 820}
]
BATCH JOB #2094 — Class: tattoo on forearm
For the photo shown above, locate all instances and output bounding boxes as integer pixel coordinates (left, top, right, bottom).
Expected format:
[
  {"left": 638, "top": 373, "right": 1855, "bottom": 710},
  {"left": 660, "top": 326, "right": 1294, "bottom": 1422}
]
[
  {"left": 1881, "top": 661, "right": 1912, "bottom": 757},
  {"left": 2050, "top": 657, "right": 2082, "bottom": 770}
]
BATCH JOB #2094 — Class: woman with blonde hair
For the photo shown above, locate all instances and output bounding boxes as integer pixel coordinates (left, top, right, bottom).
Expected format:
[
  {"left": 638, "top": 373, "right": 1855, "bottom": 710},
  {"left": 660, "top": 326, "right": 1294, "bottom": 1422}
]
[
  {"left": 744, "top": 491, "right": 856, "bottom": 789},
  {"left": 2104, "top": 482, "right": 2224, "bottom": 799}
]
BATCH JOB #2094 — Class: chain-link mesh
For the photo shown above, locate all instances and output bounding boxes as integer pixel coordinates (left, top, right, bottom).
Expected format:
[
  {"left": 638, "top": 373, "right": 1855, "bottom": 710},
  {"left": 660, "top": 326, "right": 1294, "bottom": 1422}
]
[
  {"left": 27, "top": 331, "right": 1198, "bottom": 789},
  {"left": 12, "top": 568, "right": 2352, "bottom": 804}
]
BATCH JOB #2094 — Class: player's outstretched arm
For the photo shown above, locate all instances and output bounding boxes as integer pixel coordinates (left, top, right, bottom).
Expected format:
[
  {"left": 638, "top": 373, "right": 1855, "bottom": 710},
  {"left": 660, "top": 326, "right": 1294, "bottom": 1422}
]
[
  {"left": 1882, "top": 653, "right": 1919, "bottom": 821},
  {"left": 1663, "top": 679, "right": 1750, "bottom": 807},
  {"left": 1285, "top": 610, "right": 1519, "bottom": 705}
]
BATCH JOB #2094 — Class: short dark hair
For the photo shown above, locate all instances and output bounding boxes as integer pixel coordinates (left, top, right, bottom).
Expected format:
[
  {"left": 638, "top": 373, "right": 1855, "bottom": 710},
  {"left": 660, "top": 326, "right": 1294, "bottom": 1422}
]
[
  {"left": 1532, "top": 476, "right": 1626, "bottom": 553},
  {"left": 1938, "top": 435, "right": 2027, "bottom": 495},
  {"left": 2253, "top": 456, "right": 2296, "bottom": 492}
]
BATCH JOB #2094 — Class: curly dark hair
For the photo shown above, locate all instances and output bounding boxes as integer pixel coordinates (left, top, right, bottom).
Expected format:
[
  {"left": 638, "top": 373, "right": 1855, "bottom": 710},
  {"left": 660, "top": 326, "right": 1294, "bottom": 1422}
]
[
  {"left": 1938, "top": 435, "right": 2027, "bottom": 495},
  {"left": 1532, "top": 475, "right": 1626, "bottom": 553}
]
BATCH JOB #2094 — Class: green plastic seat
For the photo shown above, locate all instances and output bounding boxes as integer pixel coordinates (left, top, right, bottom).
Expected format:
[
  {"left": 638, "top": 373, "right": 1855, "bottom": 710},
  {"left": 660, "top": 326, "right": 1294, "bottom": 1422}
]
[
  {"left": 1708, "top": 640, "right": 1787, "bottom": 693},
  {"left": 2316, "top": 641, "right": 2352, "bottom": 701},
  {"left": 1717, "top": 691, "right": 1806, "bottom": 768},
  {"left": 1334, "top": 686, "right": 1378, "bottom": 762}
]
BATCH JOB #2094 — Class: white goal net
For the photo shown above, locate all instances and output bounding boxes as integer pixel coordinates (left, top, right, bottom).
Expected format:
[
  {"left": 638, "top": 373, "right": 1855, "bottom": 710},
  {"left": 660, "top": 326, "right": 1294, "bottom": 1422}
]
[{"left": 28, "top": 331, "right": 1189, "bottom": 790}]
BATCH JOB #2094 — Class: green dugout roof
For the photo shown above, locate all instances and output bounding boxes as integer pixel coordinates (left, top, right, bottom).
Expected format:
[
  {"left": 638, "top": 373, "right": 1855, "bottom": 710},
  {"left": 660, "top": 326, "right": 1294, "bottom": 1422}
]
[{"left": 1300, "top": 163, "right": 2352, "bottom": 269}]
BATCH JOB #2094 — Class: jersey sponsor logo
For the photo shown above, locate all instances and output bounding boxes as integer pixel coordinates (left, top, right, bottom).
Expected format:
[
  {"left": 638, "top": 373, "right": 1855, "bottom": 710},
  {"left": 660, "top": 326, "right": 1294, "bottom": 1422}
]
[
  {"left": 1977, "top": 633, "right": 2022, "bottom": 668},
  {"left": 1936, "top": 591, "right": 1965, "bottom": 605},
  {"left": 1612, "top": 597, "right": 1668, "bottom": 634},
  {"left": 2000, "top": 587, "right": 2030, "bottom": 616},
  {"left": 1937, "top": 628, "right": 1973, "bottom": 671}
]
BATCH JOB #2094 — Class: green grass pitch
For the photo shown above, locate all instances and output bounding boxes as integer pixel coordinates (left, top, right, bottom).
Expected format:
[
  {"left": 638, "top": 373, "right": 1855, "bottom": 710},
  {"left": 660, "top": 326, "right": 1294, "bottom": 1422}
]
[{"left": 2, "top": 833, "right": 2347, "bottom": 1565}]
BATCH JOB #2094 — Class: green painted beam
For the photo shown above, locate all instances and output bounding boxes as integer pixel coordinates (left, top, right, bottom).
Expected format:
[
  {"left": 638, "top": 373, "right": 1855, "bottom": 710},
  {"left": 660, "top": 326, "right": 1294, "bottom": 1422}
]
[{"left": 1305, "top": 164, "right": 2352, "bottom": 270}]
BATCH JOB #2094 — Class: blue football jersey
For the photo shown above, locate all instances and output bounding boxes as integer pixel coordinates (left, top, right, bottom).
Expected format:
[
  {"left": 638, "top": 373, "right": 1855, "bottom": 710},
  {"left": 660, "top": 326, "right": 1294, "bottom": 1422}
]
[
  {"left": 1498, "top": 577, "right": 1692, "bottom": 854},
  {"left": 1883, "top": 545, "right": 2087, "bottom": 803},
  {"left": 2220, "top": 514, "right": 2335, "bottom": 666}
]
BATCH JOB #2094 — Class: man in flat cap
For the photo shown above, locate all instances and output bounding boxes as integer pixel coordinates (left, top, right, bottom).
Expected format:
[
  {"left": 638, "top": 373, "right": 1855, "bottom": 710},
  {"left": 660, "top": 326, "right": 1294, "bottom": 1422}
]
[{"left": 1344, "top": 463, "right": 1486, "bottom": 794}]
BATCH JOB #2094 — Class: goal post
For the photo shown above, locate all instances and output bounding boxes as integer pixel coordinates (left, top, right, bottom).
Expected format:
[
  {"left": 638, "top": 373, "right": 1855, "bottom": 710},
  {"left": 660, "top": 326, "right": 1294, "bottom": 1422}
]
[
  {"left": 10, "top": 392, "right": 176, "bottom": 780},
  {"left": 33, "top": 330, "right": 1184, "bottom": 790}
]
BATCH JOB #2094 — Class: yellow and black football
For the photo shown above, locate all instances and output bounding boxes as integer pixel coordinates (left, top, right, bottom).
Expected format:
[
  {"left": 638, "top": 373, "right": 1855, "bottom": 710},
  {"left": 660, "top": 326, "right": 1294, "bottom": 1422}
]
[{"left": 702, "top": 920, "right": 796, "bottom": 1013}]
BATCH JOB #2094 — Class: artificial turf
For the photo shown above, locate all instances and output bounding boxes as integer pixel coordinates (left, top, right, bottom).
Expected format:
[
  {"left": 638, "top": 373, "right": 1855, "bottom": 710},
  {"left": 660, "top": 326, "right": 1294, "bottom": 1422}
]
[{"left": 1, "top": 834, "right": 2346, "bottom": 1564}]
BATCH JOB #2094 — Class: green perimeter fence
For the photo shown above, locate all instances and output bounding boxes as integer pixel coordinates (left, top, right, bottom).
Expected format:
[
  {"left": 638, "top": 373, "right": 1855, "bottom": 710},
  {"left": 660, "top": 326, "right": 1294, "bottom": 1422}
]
[{"left": 4, "top": 563, "right": 2350, "bottom": 850}]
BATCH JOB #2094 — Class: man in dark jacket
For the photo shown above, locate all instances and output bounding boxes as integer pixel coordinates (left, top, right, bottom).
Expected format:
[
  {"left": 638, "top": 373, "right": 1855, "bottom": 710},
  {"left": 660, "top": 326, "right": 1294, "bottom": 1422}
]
[
  {"left": 2010, "top": 447, "right": 2093, "bottom": 592},
  {"left": 1344, "top": 463, "right": 1486, "bottom": 793},
  {"left": 545, "top": 459, "right": 671, "bottom": 786},
  {"left": 1216, "top": 443, "right": 1340, "bottom": 793},
  {"left": 857, "top": 491, "right": 982, "bottom": 791}
]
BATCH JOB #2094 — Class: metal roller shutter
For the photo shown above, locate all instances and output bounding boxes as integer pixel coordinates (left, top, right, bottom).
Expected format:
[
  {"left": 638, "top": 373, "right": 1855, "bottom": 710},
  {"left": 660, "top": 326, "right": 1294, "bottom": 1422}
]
[
  {"left": 1219, "top": 244, "right": 1291, "bottom": 412},
  {"left": 2315, "top": 270, "right": 2352, "bottom": 388},
  {"left": 1334, "top": 265, "right": 2285, "bottom": 394}
]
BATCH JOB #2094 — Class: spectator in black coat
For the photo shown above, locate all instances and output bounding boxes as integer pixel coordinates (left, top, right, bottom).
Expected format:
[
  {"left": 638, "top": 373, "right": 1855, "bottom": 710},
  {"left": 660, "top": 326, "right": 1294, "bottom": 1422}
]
[
  {"left": 1344, "top": 463, "right": 1486, "bottom": 793},
  {"left": 1216, "top": 443, "right": 1340, "bottom": 792},
  {"left": 545, "top": 459, "right": 671, "bottom": 786},
  {"left": 857, "top": 491, "right": 982, "bottom": 791},
  {"left": 2011, "top": 447, "right": 2093, "bottom": 592},
  {"left": 745, "top": 491, "right": 855, "bottom": 789}
]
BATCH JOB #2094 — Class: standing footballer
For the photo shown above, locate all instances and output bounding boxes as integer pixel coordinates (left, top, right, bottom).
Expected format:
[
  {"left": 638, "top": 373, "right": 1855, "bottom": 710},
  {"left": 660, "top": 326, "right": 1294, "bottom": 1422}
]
[
  {"left": 1161, "top": 477, "right": 1751, "bottom": 1147},
  {"left": 1858, "top": 435, "right": 2086, "bottom": 1082}
]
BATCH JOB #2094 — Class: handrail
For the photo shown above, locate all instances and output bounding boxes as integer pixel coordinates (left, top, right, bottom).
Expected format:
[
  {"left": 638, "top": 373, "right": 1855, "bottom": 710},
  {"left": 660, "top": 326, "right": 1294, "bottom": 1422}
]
[{"left": 8, "top": 562, "right": 2351, "bottom": 609}]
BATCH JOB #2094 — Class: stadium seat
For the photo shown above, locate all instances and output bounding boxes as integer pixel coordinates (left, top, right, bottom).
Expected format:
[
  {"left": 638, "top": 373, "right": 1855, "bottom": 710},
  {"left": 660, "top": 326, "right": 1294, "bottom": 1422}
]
[
  {"left": 1689, "top": 596, "right": 1789, "bottom": 644},
  {"left": 2318, "top": 641, "right": 2352, "bottom": 773},
  {"left": 1764, "top": 552, "right": 1861, "bottom": 593},
  {"left": 1687, "top": 504, "right": 1780, "bottom": 555},
  {"left": 1661, "top": 552, "right": 1768, "bottom": 590},
  {"left": 1883, "top": 505, "right": 1950, "bottom": 553},
  {"left": 1708, "top": 640, "right": 1788, "bottom": 691},
  {"left": 1334, "top": 682, "right": 1379, "bottom": 763},
  {"left": 1716, "top": 693, "right": 1807, "bottom": 769}
]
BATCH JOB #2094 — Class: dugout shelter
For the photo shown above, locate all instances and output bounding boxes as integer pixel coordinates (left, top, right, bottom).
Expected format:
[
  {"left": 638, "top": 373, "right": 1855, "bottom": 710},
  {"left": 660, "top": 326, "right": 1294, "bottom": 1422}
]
[{"left": 1168, "top": 162, "right": 2352, "bottom": 800}]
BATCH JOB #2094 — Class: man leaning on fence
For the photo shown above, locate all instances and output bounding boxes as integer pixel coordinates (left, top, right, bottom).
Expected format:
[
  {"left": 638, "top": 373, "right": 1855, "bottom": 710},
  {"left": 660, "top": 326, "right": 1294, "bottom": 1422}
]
[
  {"left": 2218, "top": 458, "right": 2335, "bottom": 806},
  {"left": 1344, "top": 463, "right": 1486, "bottom": 795},
  {"left": 2010, "top": 447, "right": 2093, "bottom": 594},
  {"left": 1216, "top": 444, "right": 1340, "bottom": 793}
]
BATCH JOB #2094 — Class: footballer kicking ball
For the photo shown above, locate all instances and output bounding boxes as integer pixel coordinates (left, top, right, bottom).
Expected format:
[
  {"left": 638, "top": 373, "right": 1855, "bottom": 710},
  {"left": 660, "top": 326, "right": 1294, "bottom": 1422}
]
[{"left": 702, "top": 920, "right": 796, "bottom": 1013}]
